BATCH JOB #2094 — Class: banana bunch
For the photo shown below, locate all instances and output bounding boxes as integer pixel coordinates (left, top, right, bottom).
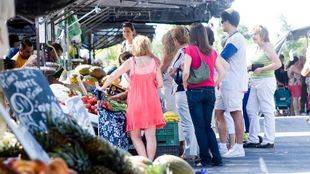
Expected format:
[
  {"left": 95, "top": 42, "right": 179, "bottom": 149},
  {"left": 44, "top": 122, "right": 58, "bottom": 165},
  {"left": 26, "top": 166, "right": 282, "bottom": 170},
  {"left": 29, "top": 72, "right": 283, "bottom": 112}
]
[
  {"left": 164, "top": 111, "right": 180, "bottom": 122},
  {"left": 69, "top": 74, "right": 79, "bottom": 84}
]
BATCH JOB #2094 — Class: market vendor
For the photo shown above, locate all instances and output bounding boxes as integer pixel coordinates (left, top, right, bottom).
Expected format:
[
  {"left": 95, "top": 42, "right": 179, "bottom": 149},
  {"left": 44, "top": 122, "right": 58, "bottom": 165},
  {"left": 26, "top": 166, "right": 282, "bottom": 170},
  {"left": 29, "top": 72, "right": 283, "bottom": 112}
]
[
  {"left": 23, "top": 42, "right": 64, "bottom": 84},
  {"left": 11, "top": 38, "right": 33, "bottom": 68},
  {"left": 23, "top": 42, "right": 63, "bottom": 67},
  {"left": 121, "top": 22, "right": 135, "bottom": 53}
]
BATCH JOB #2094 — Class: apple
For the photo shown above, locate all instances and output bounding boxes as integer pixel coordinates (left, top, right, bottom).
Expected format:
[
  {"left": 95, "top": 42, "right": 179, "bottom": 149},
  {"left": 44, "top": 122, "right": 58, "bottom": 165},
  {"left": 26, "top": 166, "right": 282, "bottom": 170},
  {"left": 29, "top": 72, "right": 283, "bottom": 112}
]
[
  {"left": 90, "top": 105, "right": 96, "bottom": 110},
  {"left": 85, "top": 103, "right": 91, "bottom": 109}
]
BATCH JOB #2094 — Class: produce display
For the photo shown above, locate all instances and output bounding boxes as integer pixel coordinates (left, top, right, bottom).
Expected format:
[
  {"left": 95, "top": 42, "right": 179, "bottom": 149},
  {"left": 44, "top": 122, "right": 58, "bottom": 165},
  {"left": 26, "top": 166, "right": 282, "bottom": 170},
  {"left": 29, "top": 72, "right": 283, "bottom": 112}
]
[
  {"left": 153, "top": 155, "right": 195, "bottom": 174},
  {"left": 33, "top": 114, "right": 133, "bottom": 174},
  {"left": 89, "top": 66, "right": 106, "bottom": 80},
  {"left": 81, "top": 95, "right": 98, "bottom": 115},
  {"left": 75, "top": 64, "right": 91, "bottom": 76},
  {"left": 0, "top": 132, "right": 23, "bottom": 158},
  {"left": 82, "top": 75, "right": 98, "bottom": 86},
  {"left": 101, "top": 99, "right": 127, "bottom": 112},
  {"left": 163, "top": 111, "right": 180, "bottom": 123},
  {"left": 36, "top": 114, "right": 193, "bottom": 174},
  {"left": 0, "top": 158, "right": 73, "bottom": 174}
]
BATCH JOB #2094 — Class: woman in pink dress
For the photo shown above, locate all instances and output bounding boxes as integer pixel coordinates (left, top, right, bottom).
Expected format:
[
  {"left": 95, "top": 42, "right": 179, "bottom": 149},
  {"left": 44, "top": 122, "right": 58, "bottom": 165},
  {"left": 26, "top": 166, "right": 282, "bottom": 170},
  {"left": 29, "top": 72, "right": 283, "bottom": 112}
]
[{"left": 98, "top": 35, "right": 165, "bottom": 160}]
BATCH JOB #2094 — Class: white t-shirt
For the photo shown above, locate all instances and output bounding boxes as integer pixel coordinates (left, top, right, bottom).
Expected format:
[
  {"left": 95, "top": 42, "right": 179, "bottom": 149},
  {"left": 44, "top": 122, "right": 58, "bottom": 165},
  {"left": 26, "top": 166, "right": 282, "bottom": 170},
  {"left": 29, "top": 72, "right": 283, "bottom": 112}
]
[
  {"left": 221, "top": 32, "right": 248, "bottom": 91},
  {"left": 121, "top": 40, "right": 133, "bottom": 53}
]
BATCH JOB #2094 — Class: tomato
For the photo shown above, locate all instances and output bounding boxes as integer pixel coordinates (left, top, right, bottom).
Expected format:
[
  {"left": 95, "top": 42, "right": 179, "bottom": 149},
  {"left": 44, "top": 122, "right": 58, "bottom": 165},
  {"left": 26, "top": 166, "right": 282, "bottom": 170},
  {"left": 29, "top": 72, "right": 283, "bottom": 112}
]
[{"left": 85, "top": 103, "right": 91, "bottom": 109}]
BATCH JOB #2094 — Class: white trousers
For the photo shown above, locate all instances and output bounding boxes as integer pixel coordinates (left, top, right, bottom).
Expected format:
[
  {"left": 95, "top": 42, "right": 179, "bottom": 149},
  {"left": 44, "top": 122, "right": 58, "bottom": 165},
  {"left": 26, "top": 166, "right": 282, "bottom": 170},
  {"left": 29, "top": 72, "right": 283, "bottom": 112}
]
[
  {"left": 162, "top": 75, "right": 185, "bottom": 141},
  {"left": 246, "top": 77, "right": 277, "bottom": 144},
  {"left": 175, "top": 91, "right": 199, "bottom": 156}
]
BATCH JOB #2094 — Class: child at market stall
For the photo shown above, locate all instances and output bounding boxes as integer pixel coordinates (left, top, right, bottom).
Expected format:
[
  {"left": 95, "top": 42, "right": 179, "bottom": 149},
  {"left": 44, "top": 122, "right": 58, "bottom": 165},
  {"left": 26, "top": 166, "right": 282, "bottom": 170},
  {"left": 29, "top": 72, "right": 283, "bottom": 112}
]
[
  {"left": 106, "top": 52, "right": 133, "bottom": 101},
  {"left": 98, "top": 35, "right": 165, "bottom": 161}
]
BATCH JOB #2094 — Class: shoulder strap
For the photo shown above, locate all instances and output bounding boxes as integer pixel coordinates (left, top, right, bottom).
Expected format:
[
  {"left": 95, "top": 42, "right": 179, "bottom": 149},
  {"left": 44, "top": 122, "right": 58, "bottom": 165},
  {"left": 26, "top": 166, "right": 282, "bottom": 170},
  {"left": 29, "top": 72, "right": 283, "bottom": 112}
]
[
  {"left": 195, "top": 46, "right": 203, "bottom": 62},
  {"left": 130, "top": 57, "right": 136, "bottom": 75},
  {"left": 172, "top": 48, "right": 185, "bottom": 67},
  {"left": 152, "top": 58, "right": 158, "bottom": 73}
]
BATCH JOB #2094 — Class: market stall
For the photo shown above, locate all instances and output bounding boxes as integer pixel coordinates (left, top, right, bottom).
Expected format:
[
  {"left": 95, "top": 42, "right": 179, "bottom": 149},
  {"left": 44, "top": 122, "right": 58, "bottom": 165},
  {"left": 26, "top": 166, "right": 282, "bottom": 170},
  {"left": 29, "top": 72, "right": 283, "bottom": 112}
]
[{"left": 0, "top": 0, "right": 233, "bottom": 173}]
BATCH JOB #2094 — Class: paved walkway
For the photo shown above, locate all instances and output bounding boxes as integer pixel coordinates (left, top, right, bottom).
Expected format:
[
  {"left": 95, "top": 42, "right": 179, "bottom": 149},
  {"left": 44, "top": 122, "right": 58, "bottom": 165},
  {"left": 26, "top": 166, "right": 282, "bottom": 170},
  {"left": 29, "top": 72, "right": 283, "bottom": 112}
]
[{"left": 205, "top": 116, "right": 310, "bottom": 174}]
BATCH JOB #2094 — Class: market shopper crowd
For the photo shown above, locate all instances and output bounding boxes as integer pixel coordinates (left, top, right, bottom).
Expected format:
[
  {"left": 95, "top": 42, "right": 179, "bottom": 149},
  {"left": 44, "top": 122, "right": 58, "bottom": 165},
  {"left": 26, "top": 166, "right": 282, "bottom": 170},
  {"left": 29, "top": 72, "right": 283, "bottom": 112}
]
[
  {"left": 3, "top": 8, "right": 310, "bottom": 168},
  {"left": 98, "top": 9, "right": 281, "bottom": 166}
]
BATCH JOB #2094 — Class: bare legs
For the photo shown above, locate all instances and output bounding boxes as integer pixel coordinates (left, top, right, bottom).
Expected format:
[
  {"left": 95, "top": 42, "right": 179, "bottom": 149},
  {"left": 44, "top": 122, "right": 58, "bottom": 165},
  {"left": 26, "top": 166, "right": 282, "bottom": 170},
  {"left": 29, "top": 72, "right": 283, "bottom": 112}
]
[
  {"left": 216, "top": 110, "right": 244, "bottom": 145},
  {"left": 130, "top": 127, "right": 157, "bottom": 161}
]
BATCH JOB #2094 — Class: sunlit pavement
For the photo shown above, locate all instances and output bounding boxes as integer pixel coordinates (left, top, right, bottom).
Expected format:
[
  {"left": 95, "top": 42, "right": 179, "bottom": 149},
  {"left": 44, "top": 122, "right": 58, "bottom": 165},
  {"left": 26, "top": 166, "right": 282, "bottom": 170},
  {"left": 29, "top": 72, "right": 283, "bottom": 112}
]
[{"left": 203, "top": 116, "right": 310, "bottom": 174}]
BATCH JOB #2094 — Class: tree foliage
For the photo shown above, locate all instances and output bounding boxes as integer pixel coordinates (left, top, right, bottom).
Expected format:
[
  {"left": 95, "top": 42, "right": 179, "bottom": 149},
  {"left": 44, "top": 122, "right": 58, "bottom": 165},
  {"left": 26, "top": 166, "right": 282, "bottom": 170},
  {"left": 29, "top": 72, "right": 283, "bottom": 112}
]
[{"left": 279, "top": 15, "right": 308, "bottom": 60}]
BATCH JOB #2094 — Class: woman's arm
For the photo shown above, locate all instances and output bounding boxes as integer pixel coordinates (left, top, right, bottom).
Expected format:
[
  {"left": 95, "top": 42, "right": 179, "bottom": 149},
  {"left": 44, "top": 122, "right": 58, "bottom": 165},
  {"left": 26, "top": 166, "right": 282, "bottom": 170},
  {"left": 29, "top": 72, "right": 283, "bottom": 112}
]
[
  {"left": 214, "top": 57, "right": 226, "bottom": 88},
  {"left": 156, "top": 66, "right": 163, "bottom": 88},
  {"left": 254, "top": 44, "right": 281, "bottom": 74},
  {"left": 108, "top": 91, "right": 128, "bottom": 101},
  {"left": 99, "top": 59, "right": 131, "bottom": 90},
  {"left": 182, "top": 54, "right": 192, "bottom": 90}
]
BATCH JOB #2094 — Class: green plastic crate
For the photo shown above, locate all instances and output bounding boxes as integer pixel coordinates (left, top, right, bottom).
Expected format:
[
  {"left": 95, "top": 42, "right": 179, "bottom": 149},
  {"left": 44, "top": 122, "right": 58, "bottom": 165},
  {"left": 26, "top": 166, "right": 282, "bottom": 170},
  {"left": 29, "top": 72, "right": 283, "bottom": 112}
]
[{"left": 156, "top": 122, "right": 179, "bottom": 146}]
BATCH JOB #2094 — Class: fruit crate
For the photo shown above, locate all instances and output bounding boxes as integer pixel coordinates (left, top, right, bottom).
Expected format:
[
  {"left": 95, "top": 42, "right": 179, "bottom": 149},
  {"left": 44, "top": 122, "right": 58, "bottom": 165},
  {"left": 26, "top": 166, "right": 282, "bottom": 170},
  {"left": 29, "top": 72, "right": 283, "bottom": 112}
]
[
  {"left": 156, "top": 122, "right": 179, "bottom": 146},
  {"left": 156, "top": 145, "right": 180, "bottom": 157}
]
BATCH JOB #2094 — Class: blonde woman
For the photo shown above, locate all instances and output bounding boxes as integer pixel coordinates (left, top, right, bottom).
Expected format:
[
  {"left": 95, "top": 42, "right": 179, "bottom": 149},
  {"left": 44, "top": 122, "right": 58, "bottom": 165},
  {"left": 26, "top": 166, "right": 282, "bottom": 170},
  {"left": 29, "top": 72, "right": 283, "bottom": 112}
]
[
  {"left": 98, "top": 35, "right": 165, "bottom": 160},
  {"left": 169, "top": 26, "right": 199, "bottom": 159},
  {"left": 161, "top": 30, "right": 186, "bottom": 155},
  {"left": 245, "top": 25, "right": 281, "bottom": 148}
]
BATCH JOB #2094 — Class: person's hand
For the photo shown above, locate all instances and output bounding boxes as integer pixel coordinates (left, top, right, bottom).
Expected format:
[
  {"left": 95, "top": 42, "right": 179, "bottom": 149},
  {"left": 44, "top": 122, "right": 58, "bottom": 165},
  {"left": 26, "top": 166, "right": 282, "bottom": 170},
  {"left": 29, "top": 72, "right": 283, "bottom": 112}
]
[
  {"left": 168, "top": 68, "right": 177, "bottom": 77},
  {"left": 215, "top": 79, "right": 221, "bottom": 90},
  {"left": 254, "top": 67, "right": 263, "bottom": 74},
  {"left": 183, "top": 81, "right": 188, "bottom": 90},
  {"left": 95, "top": 82, "right": 106, "bottom": 91}
]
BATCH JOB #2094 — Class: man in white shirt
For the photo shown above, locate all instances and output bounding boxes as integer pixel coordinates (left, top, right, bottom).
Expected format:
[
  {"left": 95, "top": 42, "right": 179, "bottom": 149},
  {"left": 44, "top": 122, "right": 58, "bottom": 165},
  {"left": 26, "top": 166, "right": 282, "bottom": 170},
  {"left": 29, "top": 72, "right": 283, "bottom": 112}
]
[{"left": 215, "top": 9, "right": 248, "bottom": 158}]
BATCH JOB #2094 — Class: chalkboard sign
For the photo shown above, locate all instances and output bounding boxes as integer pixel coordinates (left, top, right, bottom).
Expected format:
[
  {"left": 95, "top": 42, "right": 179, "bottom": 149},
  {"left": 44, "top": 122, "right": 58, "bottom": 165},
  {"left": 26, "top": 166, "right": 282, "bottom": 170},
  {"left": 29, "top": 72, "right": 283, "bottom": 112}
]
[
  {"left": 0, "top": 68, "right": 67, "bottom": 133},
  {"left": 0, "top": 103, "right": 50, "bottom": 163}
]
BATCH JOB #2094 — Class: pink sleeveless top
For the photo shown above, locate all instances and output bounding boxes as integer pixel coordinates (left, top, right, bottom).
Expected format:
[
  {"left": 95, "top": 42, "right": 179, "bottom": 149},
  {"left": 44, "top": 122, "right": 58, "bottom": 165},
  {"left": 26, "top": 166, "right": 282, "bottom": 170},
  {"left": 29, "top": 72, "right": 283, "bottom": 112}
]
[{"left": 126, "top": 57, "right": 165, "bottom": 131}]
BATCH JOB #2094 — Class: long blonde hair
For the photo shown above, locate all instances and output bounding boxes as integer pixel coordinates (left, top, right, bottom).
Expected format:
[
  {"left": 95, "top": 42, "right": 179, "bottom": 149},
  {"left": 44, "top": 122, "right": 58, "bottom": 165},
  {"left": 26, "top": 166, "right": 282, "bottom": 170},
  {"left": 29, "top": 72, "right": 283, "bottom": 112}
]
[
  {"left": 132, "top": 35, "right": 152, "bottom": 57},
  {"left": 162, "top": 31, "right": 177, "bottom": 58},
  {"left": 254, "top": 25, "right": 270, "bottom": 43}
]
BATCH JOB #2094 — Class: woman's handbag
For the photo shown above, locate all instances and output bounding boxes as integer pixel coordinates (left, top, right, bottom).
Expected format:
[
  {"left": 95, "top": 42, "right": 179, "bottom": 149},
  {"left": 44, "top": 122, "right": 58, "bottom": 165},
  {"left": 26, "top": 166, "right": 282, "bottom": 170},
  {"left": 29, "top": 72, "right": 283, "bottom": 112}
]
[{"left": 187, "top": 48, "right": 210, "bottom": 84}]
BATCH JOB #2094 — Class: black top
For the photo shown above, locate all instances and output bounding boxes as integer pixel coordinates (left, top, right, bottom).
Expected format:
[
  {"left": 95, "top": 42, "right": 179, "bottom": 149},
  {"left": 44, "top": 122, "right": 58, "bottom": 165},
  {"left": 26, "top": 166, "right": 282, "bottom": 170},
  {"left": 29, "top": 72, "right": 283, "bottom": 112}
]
[{"left": 275, "top": 64, "right": 289, "bottom": 85}]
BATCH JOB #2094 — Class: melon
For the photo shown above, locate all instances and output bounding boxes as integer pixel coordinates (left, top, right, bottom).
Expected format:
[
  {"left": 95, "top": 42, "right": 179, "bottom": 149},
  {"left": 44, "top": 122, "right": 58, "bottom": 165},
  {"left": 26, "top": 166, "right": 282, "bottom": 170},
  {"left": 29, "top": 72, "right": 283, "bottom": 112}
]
[
  {"left": 127, "top": 156, "right": 152, "bottom": 174},
  {"left": 75, "top": 64, "right": 91, "bottom": 75},
  {"left": 89, "top": 66, "right": 106, "bottom": 80},
  {"left": 153, "top": 155, "right": 194, "bottom": 174}
]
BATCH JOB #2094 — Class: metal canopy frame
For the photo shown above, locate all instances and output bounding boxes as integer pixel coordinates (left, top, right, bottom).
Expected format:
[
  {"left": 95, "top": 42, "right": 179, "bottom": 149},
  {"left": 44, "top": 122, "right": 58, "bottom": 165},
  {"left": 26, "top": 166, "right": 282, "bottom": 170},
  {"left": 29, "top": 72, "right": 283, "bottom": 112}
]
[{"left": 9, "top": 0, "right": 232, "bottom": 63}]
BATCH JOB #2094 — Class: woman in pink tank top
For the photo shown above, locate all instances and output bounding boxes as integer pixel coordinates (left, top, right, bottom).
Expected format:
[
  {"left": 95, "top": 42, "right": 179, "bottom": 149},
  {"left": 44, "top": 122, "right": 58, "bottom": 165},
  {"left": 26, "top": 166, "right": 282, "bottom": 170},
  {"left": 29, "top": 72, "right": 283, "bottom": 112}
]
[
  {"left": 98, "top": 35, "right": 165, "bottom": 161},
  {"left": 182, "top": 23, "right": 226, "bottom": 166}
]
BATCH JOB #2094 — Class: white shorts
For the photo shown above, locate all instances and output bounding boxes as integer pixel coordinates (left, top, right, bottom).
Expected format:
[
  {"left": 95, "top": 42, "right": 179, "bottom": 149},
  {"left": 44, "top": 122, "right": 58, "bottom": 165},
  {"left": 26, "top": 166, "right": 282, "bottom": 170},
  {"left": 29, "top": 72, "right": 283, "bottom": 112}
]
[{"left": 215, "top": 89, "right": 244, "bottom": 112}]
